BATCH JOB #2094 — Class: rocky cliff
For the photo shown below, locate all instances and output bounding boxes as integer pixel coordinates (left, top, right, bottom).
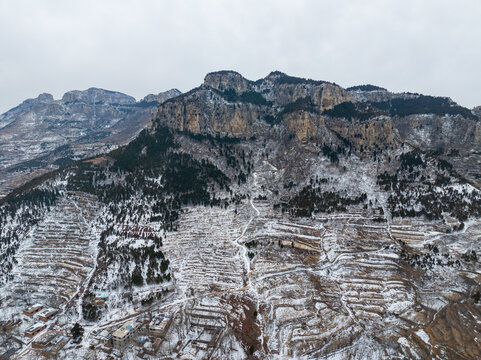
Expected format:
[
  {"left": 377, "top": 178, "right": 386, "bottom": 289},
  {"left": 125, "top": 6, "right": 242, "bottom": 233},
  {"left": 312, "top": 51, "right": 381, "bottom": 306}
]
[
  {"left": 141, "top": 88, "right": 182, "bottom": 104},
  {"left": 150, "top": 71, "right": 395, "bottom": 147},
  {"left": 150, "top": 71, "right": 479, "bottom": 182},
  {"left": 61, "top": 87, "right": 136, "bottom": 105}
]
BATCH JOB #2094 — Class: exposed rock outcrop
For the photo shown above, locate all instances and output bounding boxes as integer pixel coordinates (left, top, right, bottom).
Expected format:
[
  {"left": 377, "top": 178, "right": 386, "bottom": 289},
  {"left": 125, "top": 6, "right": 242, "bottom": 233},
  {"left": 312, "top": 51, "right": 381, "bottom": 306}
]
[
  {"left": 327, "top": 116, "right": 395, "bottom": 149},
  {"left": 61, "top": 87, "right": 136, "bottom": 105},
  {"left": 473, "top": 106, "right": 481, "bottom": 118},
  {"left": 150, "top": 71, "right": 384, "bottom": 146},
  {"left": 204, "top": 71, "right": 251, "bottom": 93},
  {"left": 284, "top": 112, "right": 322, "bottom": 142},
  {"left": 150, "top": 87, "right": 266, "bottom": 138},
  {"left": 141, "top": 89, "right": 182, "bottom": 104}
]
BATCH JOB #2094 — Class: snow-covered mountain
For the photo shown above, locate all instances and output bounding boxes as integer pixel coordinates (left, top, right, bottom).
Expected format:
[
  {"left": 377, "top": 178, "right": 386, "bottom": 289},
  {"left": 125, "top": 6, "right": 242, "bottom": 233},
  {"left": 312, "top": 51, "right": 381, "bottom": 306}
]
[{"left": 1, "top": 71, "right": 481, "bottom": 359}]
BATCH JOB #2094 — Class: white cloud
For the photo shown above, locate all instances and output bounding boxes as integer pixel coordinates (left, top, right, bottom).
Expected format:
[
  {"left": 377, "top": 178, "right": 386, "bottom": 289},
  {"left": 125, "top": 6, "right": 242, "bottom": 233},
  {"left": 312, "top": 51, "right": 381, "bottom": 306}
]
[{"left": 0, "top": 0, "right": 480, "bottom": 113}]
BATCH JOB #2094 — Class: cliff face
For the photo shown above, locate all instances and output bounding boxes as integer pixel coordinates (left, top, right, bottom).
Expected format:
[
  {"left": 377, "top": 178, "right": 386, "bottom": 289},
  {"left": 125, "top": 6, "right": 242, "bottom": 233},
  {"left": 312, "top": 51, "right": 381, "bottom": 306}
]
[
  {"left": 201, "top": 70, "right": 352, "bottom": 110},
  {"left": 319, "top": 83, "right": 352, "bottom": 110},
  {"left": 150, "top": 70, "right": 479, "bottom": 170},
  {"left": 327, "top": 117, "right": 395, "bottom": 149},
  {"left": 150, "top": 71, "right": 389, "bottom": 147},
  {"left": 393, "top": 114, "right": 480, "bottom": 149},
  {"left": 284, "top": 112, "right": 321, "bottom": 141},
  {"left": 204, "top": 71, "right": 251, "bottom": 93},
  {"left": 150, "top": 87, "right": 266, "bottom": 138},
  {"left": 258, "top": 71, "right": 352, "bottom": 109}
]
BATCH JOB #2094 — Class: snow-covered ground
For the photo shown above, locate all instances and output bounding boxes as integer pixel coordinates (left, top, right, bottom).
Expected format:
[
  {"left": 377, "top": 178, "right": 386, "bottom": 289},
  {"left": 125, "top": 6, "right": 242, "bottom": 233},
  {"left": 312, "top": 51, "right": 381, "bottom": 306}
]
[{"left": 2, "top": 137, "right": 481, "bottom": 359}]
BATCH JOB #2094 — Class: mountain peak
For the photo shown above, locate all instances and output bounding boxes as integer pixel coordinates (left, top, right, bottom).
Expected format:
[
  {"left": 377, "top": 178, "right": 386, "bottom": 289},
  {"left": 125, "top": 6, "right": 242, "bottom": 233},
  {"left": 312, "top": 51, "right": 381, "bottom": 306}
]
[
  {"left": 266, "top": 70, "right": 288, "bottom": 79},
  {"left": 203, "top": 70, "right": 251, "bottom": 92},
  {"left": 61, "top": 88, "right": 136, "bottom": 104},
  {"left": 36, "top": 93, "right": 54, "bottom": 102},
  {"left": 141, "top": 89, "right": 182, "bottom": 104},
  {"left": 263, "top": 71, "right": 329, "bottom": 87},
  {"left": 347, "top": 84, "right": 387, "bottom": 92}
]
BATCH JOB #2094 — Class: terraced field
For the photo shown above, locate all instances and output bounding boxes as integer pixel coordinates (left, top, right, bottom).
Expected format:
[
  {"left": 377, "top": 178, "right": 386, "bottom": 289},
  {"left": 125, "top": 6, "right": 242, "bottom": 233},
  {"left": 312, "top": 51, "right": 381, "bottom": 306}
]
[
  {"left": 245, "top": 207, "right": 408, "bottom": 357},
  {"left": 157, "top": 195, "right": 433, "bottom": 358},
  {"left": 45, "top": 188, "right": 477, "bottom": 360},
  {"left": 2, "top": 177, "right": 479, "bottom": 359},
  {"left": 6, "top": 192, "right": 99, "bottom": 307},
  {"left": 162, "top": 206, "right": 250, "bottom": 296}
]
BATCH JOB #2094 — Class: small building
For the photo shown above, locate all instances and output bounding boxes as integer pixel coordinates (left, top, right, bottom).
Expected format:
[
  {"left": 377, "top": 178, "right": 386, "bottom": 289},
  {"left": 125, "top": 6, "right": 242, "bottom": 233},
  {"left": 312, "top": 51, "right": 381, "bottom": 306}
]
[
  {"left": 98, "top": 329, "right": 113, "bottom": 346},
  {"left": 23, "top": 304, "right": 43, "bottom": 317},
  {"left": 41, "top": 335, "right": 68, "bottom": 356},
  {"left": 93, "top": 292, "right": 109, "bottom": 305},
  {"left": 37, "top": 308, "right": 58, "bottom": 322},
  {"left": 112, "top": 321, "right": 138, "bottom": 349},
  {"left": 33, "top": 333, "right": 57, "bottom": 349},
  {"left": 149, "top": 316, "right": 170, "bottom": 337},
  {"left": 25, "top": 323, "right": 46, "bottom": 338}
]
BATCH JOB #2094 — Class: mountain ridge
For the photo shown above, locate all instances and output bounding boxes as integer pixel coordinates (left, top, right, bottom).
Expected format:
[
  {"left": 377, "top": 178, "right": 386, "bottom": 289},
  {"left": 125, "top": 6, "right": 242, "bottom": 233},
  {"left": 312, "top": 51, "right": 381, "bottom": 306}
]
[
  {"left": 150, "top": 70, "right": 481, "bottom": 188},
  {"left": 0, "top": 87, "right": 182, "bottom": 198}
]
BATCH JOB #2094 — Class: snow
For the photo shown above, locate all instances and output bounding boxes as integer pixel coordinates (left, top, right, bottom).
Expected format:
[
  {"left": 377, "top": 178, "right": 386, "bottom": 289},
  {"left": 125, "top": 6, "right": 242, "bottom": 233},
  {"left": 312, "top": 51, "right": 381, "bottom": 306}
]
[
  {"left": 2, "top": 130, "right": 481, "bottom": 359},
  {"left": 415, "top": 329, "right": 431, "bottom": 345},
  {"left": 397, "top": 336, "right": 410, "bottom": 348}
]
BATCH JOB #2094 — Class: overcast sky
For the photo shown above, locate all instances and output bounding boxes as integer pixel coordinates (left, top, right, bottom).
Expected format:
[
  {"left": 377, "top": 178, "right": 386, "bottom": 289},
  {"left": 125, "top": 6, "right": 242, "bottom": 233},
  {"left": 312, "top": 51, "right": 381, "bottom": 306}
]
[{"left": 0, "top": 0, "right": 480, "bottom": 114}]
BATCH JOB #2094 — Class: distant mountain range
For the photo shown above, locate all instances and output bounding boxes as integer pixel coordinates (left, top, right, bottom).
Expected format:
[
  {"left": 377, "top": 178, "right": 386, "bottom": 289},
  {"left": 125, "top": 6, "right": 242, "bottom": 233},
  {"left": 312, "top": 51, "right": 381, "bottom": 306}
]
[{"left": 0, "top": 87, "right": 181, "bottom": 197}]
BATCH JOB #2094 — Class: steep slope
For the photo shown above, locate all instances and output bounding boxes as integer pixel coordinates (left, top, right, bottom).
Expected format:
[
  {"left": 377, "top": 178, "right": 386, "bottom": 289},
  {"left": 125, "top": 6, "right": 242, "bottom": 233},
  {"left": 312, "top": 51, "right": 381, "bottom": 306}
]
[
  {"left": 1, "top": 71, "right": 481, "bottom": 359},
  {"left": 0, "top": 88, "right": 181, "bottom": 198},
  {"left": 349, "top": 86, "right": 481, "bottom": 188},
  {"left": 150, "top": 71, "right": 353, "bottom": 141}
]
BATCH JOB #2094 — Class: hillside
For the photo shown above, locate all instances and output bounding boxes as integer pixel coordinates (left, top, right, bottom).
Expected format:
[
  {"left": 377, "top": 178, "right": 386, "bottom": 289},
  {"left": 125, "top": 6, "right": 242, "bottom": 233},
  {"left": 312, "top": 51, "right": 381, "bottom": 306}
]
[{"left": 0, "top": 71, "right": 481, "bottom": 359}]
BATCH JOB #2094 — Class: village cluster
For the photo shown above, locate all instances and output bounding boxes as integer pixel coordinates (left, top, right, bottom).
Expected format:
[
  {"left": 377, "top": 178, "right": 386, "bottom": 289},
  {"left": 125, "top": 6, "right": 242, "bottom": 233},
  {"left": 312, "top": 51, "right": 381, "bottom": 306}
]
[{"left": 0, "top": 292, "right": 174, "bottom": 359}]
